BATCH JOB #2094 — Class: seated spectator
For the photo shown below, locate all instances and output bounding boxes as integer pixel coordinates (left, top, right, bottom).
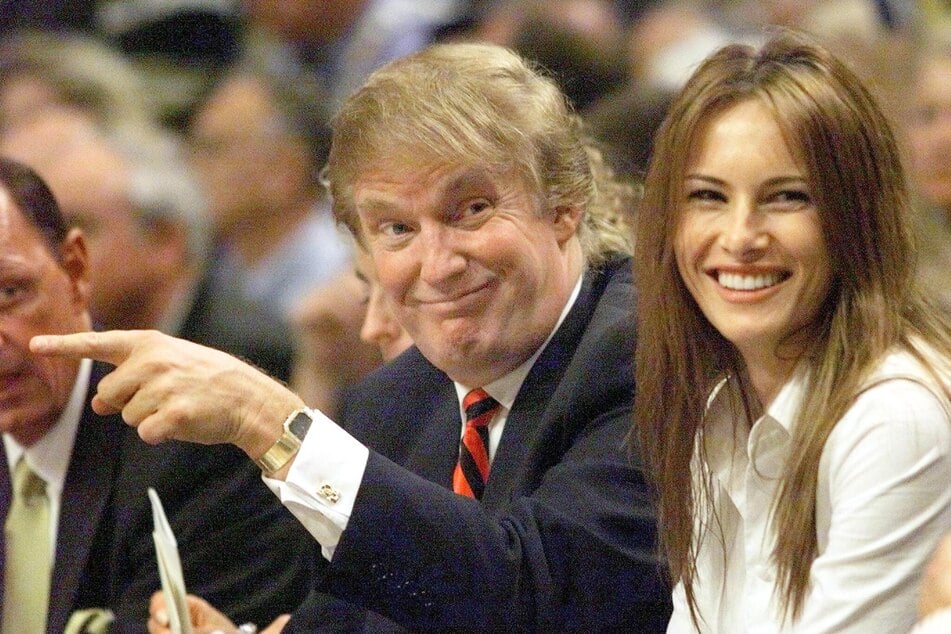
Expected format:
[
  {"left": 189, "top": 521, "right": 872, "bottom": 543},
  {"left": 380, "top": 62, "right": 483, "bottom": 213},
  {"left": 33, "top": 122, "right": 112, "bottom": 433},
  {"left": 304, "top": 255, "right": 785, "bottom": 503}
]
[
  {"left": 0, "top": 29, "right": 154, "bottom": 132},
  {"left": 1, "top": 107, "right": 293, "bottom": 380},
  {"left": 903, "top": 37, "right": 951, "bottom": 312},
  {"left": 290, "top": 246, "right": 413, "bottom": 416},
  {"left": 241, "top": 0, "right": 466, "bottom": 112},
  {"left": 187, "top": 68, "right": 351, "bottom": 322},
  {"left": 36, "top": 41, "right": 671, "bottom": 632},
  {"left": 0, "top": 157, "right": 312, "bottom": 632},
  {"left": 632, "top": 32, "right": 951, "bottom": 632}
]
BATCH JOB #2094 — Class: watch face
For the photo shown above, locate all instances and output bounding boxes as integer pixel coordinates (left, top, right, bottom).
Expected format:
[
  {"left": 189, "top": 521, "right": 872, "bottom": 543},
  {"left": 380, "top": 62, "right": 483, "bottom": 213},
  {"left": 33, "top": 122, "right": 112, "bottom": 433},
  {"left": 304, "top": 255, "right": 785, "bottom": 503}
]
[{"left": 287, "top": 410, "right": 313, "bottom": 439}]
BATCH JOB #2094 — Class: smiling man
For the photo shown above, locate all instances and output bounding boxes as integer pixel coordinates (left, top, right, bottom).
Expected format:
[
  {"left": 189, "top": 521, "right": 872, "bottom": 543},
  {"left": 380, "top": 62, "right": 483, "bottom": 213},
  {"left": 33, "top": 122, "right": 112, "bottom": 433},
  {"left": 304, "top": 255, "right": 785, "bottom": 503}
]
[{"left": 32, "top": 43, "right": 670, "bottom": 632}]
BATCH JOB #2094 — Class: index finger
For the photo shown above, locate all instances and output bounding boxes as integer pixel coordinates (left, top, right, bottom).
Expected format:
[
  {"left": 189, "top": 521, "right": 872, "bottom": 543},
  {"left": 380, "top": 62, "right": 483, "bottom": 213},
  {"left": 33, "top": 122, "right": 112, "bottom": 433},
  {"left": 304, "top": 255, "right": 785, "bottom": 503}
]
[{"left": 30, "top": 330, "right": 143, "bottom": 365}]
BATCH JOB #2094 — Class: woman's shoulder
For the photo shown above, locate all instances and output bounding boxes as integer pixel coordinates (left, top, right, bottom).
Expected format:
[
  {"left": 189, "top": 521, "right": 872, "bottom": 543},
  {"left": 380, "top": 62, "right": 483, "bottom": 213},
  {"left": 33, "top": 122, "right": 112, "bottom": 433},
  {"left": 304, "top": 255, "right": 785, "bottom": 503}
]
[
  {"left": 832, "top": 345, "right": 951, "bottom": 443},
  {"left": 864, "top": 343, "right": 951, "bottom": 394}
]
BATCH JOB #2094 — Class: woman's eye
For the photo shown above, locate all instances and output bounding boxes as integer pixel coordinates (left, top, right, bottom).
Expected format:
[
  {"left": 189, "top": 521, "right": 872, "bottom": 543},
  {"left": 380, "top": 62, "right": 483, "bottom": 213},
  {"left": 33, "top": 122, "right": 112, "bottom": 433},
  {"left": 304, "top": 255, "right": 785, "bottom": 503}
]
[
  {"left": 768, "top": 190, "right": 813, "bottom": 208},
  {"left": 686, "top": 189, "right": 725, "bottom": 203}
]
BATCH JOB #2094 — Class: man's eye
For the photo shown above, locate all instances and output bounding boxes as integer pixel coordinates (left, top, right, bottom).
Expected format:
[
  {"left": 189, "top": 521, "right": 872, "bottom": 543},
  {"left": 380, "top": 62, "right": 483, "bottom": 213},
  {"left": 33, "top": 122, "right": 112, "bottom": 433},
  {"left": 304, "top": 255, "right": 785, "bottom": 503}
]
[
  {"left": 462, "top": 199, "right": 491, "bottom": 216},
  {"left": 0, "top": 283, "right": 29, "bottom": 306},
  {"left": 380, "top": 222, "right": 412, "bottom": 237}
]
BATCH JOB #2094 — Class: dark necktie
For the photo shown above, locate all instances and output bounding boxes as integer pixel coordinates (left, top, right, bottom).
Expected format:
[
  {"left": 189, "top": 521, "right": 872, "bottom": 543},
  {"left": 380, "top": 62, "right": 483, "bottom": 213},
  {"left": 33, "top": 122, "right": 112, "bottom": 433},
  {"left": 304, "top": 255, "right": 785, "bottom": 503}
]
[{"left": 452, "top": 389, "right": 500, "bottom": 500}]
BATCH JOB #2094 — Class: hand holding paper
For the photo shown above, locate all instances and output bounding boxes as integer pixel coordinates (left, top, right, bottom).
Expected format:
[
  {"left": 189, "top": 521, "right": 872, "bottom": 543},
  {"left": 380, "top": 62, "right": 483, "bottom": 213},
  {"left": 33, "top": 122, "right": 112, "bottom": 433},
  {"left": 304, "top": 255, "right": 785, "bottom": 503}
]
[{"left": 149, "top": 488, "right": 193, "bottom": 634}]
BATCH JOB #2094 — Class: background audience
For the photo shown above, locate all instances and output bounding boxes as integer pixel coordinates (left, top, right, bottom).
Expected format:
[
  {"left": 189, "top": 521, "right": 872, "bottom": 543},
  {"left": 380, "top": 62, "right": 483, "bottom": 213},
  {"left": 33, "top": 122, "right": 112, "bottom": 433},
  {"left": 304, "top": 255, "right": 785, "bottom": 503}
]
[
  {"left": 186, "top": 66, "right": 351, "bottom": 323},
  {"left": 0, "top": 1, "right": 949, "bottom": 630},
  {"left": 0, "top": 157, "right": 312, "bottom": 632}
]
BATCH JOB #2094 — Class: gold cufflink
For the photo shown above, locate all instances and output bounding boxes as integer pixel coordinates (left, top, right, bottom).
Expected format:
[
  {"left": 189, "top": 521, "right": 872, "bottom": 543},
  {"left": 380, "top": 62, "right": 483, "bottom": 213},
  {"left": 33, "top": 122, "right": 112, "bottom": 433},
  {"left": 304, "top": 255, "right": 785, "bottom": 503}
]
[{"left": 318, "top": 483, "right": 340, "bottom": 503}]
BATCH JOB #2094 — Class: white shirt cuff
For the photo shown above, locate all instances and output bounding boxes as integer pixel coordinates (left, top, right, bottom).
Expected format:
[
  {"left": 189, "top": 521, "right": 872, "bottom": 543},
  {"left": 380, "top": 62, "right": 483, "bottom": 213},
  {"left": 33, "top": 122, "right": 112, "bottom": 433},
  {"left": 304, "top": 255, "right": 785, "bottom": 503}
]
[{"left": 263, "top": 408, "right": 369, "bottom": 560}]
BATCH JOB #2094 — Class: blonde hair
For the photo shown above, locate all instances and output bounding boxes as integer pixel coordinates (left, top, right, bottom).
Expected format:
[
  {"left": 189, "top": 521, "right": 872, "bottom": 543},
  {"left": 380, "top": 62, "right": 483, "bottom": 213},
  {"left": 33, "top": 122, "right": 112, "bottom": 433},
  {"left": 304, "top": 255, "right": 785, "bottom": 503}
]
[
  {"left": 322, "top": 42, "right": 635, "bottom": 266},
  {"left": 631, "top": 31, "right": 951, "bottom": 626}
]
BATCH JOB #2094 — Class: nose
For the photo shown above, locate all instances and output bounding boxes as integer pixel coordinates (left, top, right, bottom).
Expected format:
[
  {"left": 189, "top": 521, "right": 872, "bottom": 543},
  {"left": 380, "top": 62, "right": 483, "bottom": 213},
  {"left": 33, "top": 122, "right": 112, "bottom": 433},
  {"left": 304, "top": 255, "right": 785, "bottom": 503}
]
[
  {"left": 417, "top": 226, "right": 467, "bottom": 286},
  {"left": 360, "top": 287, "right": 404, "bottom": 355},
  {"left": 719, "top": 198, "right": 768, "bottom": 259}
]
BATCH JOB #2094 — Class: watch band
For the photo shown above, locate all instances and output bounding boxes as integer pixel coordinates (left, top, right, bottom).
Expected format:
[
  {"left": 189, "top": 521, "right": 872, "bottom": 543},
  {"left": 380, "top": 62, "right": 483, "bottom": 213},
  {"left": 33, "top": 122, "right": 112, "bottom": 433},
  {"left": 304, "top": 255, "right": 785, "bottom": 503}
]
[{"left": 255, "top": 408, "right": 312, "bottom": 475}]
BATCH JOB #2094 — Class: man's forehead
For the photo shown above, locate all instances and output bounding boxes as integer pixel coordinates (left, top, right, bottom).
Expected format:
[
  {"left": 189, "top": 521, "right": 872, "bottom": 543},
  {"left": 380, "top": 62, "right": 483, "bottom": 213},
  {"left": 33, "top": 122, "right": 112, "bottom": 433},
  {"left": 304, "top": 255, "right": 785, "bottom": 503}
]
[
  {"left": 0, "top": 195, "right": 58, "bottom": 270},
  {"left": 354, "top": 163, "right": 517, "bottom": 209}
]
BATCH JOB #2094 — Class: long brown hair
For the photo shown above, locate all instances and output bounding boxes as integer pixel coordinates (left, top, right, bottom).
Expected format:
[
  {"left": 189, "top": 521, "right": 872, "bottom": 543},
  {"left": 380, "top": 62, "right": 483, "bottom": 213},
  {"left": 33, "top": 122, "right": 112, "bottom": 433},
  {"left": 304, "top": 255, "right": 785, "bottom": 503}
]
[{"left": 632, "top": 31, "right": 951, "bottom": 626}]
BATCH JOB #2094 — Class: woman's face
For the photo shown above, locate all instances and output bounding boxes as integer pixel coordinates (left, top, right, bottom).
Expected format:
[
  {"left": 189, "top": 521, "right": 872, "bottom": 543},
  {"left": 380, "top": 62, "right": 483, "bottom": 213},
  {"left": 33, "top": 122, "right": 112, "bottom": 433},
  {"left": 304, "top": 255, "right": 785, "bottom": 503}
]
[{"left": 674, "top": 99, "right": 832, "bottom": 384}]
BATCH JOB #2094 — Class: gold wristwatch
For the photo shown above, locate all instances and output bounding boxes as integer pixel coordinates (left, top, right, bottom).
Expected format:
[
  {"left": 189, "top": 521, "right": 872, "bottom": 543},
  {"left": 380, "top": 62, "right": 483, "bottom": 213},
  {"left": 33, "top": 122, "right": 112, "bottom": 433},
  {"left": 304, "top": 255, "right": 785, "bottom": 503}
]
[{"left": 255, "top": 408, "right": 313, "bottom": 475}]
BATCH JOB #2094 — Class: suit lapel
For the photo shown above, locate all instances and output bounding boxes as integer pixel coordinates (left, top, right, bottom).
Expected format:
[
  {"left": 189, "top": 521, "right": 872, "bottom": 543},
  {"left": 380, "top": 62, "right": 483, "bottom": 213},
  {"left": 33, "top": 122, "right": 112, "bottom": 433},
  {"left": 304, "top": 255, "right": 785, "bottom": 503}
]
[
  {"left": 47, "top": 364, "right": 124, "bottom": 634},
  {"left": 0, "top": 447, "right": 8, "bottom": 608},
  {"left": 402, "top": 380, "right": 459, "bottom": 487},
  {"left": 481, "top": 265, "right": 607, "bottom": 510}
]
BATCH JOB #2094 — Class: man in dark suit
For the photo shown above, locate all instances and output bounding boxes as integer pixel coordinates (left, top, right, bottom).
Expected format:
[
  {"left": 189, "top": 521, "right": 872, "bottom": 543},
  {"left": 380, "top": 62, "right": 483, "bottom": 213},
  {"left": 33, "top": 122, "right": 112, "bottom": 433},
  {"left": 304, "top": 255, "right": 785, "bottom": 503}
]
[
  {"left": 36, "top": 42, "right": 671, "bottom": 632},
  {"left": 0, "top": 158, "right": 311, "bottom": 633}
]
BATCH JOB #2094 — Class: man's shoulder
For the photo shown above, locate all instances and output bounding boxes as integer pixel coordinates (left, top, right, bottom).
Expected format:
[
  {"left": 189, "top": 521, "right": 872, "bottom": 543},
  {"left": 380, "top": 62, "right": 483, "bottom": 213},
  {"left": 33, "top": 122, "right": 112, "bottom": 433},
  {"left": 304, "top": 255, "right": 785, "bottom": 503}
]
[{"left": 339, "top": 347, "right": 450, "bottom": 425}]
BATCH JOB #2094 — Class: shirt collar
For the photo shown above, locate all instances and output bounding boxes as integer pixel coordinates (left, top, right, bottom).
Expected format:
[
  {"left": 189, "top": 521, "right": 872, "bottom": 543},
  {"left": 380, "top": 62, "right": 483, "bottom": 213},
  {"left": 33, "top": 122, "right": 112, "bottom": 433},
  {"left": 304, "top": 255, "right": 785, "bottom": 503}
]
[
  {"left": 702, "top": 362, "right": 809, "bottom": 480},
  {"left": 454, "top": 272, "right": 584, "bottom": 411},
  {"left": 3, "top": 358, "right": 91, "bottom": 494}
]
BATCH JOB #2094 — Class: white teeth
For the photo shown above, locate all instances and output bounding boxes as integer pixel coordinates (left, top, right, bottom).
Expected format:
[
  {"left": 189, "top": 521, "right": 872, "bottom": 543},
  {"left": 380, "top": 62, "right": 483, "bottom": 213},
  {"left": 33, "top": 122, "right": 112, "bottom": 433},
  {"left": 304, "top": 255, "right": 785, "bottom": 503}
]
[{"left": 717, "top": 271, "right": 782, "bottom": 291}]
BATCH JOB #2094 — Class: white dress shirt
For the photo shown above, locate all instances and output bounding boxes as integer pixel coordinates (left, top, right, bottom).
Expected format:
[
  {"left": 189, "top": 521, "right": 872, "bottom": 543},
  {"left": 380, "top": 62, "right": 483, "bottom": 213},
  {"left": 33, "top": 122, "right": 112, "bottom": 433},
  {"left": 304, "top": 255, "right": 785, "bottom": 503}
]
[
  {"left": 265, "top": 276, "right": 583, "bottom": 560},
  {"left": 2, "top": 358, "right": 91, "bottom": 557},
  {"left": 667, "top": 348, "right": 951, "bottom": 633},
  {"left": 910, "top": 607, "right": 951, "bottom": 634}
]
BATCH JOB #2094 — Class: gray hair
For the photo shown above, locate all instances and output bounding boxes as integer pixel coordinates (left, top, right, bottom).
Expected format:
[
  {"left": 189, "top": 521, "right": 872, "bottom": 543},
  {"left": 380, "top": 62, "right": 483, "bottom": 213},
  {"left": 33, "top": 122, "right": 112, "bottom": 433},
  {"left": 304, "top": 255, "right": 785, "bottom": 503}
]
[{"left": 107, "top": 122, "right": 211, "bottom": 262}]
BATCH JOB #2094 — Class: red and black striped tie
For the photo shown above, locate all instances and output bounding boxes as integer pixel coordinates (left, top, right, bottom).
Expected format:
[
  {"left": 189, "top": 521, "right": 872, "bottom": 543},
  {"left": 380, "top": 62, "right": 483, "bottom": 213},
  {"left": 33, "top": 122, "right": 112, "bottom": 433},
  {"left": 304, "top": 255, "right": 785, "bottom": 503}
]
[{"left": 452, "top": 388, "right": 500, "bottom": 499}]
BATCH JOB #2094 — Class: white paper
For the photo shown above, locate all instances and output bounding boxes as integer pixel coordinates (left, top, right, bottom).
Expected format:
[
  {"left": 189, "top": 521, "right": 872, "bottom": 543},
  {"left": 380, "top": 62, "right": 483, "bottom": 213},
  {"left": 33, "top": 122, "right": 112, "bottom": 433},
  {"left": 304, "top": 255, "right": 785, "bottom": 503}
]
[{"left": 148, "top": 487, "right": 194, "bottom": 634}]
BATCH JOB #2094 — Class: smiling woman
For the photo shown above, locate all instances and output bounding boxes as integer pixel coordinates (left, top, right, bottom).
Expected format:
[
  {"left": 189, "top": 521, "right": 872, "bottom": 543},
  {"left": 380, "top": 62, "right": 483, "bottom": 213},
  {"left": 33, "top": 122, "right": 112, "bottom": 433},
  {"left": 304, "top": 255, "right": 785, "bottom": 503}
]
[{"left": 632, "top": 31, "right": 951, "bottom": 633}]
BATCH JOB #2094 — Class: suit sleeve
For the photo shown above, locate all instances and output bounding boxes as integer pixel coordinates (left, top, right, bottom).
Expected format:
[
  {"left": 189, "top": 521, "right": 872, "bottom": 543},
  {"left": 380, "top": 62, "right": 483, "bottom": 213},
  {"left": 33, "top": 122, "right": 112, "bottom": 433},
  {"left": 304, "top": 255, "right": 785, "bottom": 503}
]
[
  {"left": 317, "top": 407, "right": 668, "bottom": 631},
  {"left": 106, "top": 442, "right": 316, "bottom": 631}
]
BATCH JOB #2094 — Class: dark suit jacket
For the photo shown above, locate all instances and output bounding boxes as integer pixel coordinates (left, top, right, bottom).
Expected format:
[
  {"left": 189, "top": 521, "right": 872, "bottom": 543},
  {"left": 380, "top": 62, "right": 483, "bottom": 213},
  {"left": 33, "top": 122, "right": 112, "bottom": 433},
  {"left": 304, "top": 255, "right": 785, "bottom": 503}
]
[
  {"left": 0, "top": 363, "right": 313, "bottom": 633},
  {"left": 289, "top": 257, "right": 670, "bottom": 632},
  {"left": 177, "top": 259, "right": 294, "bottom": 383}
]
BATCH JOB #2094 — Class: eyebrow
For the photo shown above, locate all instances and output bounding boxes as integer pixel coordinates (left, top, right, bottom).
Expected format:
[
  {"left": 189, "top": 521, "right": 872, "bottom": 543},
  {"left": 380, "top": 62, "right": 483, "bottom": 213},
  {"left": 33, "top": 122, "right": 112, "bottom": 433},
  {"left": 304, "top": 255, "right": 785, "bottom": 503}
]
[
  {"left": 684, "top": 174, "right": 808, "bottom": 187},
  {"left": 357, "top": 168, "right": 497, "bottom": 215}
]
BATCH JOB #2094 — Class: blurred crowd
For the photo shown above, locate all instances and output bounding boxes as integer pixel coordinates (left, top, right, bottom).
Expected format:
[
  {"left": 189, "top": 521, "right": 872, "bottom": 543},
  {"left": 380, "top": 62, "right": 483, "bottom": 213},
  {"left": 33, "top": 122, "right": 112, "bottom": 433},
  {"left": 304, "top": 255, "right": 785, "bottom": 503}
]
[{"left": 0, "top": 0, "right": 948, "bottom": 417}]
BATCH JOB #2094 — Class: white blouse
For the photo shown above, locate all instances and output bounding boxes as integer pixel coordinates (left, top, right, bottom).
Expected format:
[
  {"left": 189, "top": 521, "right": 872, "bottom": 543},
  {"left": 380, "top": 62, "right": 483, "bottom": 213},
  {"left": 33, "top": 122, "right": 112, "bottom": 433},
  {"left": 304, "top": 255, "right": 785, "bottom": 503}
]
[{"left": 667, "top": 348, "right": 951, "bottom": 633}]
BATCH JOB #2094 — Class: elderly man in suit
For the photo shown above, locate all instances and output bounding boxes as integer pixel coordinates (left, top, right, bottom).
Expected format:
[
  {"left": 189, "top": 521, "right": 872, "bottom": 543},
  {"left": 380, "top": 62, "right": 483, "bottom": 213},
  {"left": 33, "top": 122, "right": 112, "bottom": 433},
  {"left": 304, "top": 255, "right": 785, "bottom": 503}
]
[
  {"left": 35, "top": 43, "right": 670, "bottom": 632},
  {"left": 0, "top": 158, "right": 312, "bottom": 633}
]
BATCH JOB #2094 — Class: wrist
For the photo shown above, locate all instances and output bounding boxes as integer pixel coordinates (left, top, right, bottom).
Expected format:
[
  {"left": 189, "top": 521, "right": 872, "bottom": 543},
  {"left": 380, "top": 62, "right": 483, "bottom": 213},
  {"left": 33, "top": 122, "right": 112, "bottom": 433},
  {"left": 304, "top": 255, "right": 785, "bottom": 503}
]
[
  {"left": 255, "top": 408, "right": 314, "bottom": 476},
  {"left": 236, "top": 383, "right": 306, "bottom": 462}
]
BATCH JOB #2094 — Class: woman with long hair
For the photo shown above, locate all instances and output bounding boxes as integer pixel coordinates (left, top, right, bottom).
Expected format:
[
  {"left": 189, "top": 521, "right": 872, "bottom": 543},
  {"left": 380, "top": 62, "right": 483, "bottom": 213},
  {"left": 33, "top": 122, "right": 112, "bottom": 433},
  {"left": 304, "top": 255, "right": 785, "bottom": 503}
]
[{"left": 633, "top": 32, "right": 951, "bottom": 632}]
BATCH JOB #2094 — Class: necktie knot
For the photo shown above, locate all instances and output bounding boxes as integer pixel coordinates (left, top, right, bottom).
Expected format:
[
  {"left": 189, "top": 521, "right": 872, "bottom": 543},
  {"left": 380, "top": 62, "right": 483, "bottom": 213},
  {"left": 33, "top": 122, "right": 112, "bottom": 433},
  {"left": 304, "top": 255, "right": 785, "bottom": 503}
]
[
  {"left": 12, "top": 459, "right": 46, "bottom": 503},
  {"left": 463, "top": 388, "right": 500, "bottom": 427}
]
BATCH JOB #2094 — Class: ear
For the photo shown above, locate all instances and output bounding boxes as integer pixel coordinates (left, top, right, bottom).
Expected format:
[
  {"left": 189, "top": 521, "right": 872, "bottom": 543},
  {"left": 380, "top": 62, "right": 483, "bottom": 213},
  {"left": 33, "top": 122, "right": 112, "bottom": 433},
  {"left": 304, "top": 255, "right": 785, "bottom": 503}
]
[
  {"left": 58, "top": 228, "right": 90, "bottom": 313},
  {"left": 551, "top": 205, "right": 583, "bottom": 245}
]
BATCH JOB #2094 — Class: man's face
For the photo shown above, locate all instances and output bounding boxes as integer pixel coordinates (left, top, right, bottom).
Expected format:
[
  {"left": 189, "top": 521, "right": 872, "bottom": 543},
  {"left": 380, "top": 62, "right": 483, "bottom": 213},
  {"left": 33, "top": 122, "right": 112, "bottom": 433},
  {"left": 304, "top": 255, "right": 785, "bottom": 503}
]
[
  {"left": 188, "top": 76, "right": 300, "bottom": 236},
  {"left": 0, "top": 110, "right": 156, "bottom": 330},
  {"left": 354, "top": 160, "right": 583, "bottom": 387},
  {"left": 0, "top": 188, "right": 90, "bottom": 446}
]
